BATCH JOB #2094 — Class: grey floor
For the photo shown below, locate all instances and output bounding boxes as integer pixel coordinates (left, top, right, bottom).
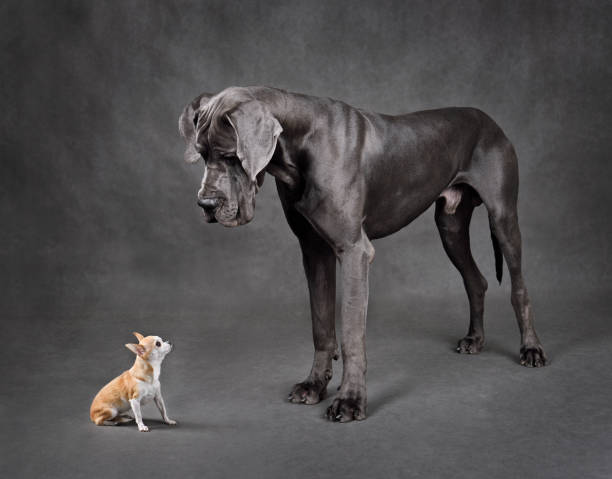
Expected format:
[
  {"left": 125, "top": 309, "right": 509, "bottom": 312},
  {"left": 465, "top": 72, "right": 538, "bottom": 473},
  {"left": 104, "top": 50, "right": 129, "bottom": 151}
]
[{"left": 2, "top": 288, "right": 611, "bottom": 479}]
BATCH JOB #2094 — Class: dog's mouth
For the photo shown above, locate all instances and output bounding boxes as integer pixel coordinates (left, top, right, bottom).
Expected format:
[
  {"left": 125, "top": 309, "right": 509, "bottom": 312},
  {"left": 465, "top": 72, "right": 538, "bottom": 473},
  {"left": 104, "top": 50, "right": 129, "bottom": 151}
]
[
  {"left": 216, "top": 205, "right": 241, "bottom": 227},
  {"left": 202, "top": 201, "right": 242, "bottom": 227}
]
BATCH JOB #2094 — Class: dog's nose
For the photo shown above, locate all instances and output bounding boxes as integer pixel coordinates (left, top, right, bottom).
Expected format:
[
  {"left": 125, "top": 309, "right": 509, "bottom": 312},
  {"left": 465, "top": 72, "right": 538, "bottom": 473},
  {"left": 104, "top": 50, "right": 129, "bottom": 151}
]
[{"left": 197, "top": 197, "right": 220, "bottom": 210}]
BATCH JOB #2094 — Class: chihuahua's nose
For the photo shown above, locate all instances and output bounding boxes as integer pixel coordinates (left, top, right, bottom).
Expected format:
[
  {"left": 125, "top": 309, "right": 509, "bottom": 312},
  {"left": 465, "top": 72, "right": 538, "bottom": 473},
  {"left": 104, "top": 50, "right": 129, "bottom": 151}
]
[{"left": 197, "top": 196, "right": 220, "bottom": 210}]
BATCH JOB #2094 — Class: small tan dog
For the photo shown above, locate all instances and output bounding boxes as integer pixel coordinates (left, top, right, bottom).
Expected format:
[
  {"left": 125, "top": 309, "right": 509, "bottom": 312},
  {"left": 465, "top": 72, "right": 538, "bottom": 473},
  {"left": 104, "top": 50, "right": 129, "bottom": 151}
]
[{"left": 90, "top": 332, "right": 176, "bottom": 432}]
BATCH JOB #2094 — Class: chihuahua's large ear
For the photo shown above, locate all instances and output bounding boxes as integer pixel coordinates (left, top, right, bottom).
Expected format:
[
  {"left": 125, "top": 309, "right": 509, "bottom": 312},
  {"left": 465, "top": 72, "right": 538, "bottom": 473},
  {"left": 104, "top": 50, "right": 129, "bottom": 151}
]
[
  {"left": 178, "top": 94, "right": 212, "bottom": 163},
  {"left": 132, "top": 332, "right": 144, "bottom": 342},
  {"left": 125, "top": 343, "right": 146, "bottom": 357},
  {"left": 226, "top": 100, "right": 282, "bottom": 183}
]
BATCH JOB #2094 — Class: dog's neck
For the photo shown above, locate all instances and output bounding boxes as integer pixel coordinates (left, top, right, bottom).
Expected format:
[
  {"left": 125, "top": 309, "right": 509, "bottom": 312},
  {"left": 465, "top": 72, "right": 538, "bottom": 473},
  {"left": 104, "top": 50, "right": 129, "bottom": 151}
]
[
  {"left": 252, "top": 87, "right": 318, "bottom": 142},
  {"left": 250, "top": 87, "right": 319, "bottom": 190},
  {"left": 130, "top": 356, "right": 162, "bottom": 383}
]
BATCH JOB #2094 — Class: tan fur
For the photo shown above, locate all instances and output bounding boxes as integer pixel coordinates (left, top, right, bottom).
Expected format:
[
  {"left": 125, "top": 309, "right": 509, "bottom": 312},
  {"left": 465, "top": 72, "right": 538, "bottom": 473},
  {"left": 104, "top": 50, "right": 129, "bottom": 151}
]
[{"left": 90, "top": 332, "right": 157, "bottom": 425}]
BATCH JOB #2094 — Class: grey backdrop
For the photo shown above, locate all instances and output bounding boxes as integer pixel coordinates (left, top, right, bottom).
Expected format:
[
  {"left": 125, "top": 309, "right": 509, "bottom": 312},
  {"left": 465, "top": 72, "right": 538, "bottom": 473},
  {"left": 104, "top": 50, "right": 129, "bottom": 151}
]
[{"left": 2, "top": 1, "right": 611, "bottom": 478}]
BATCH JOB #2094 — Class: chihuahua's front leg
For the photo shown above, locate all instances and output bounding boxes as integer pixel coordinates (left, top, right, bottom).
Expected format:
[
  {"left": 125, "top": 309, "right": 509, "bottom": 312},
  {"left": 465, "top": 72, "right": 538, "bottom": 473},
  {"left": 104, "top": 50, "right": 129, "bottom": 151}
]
[
  {"left": 154, "top": 392, "right": 176, "bottom": 425},
  {"left": 129, "top": 398, "right": 148, "bottom": 432}
]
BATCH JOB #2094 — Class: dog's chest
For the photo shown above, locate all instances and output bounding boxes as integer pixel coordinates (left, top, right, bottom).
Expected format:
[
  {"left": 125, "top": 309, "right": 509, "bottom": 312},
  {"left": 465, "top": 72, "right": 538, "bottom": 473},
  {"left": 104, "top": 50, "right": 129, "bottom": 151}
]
[{"left": 137, "top": 379, "right": 160, "bottom": 405}]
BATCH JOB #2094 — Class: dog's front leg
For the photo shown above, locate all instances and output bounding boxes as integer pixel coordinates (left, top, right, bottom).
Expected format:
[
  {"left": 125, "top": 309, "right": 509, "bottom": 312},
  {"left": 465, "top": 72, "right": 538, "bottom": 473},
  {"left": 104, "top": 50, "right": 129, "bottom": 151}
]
[
  {"left": 326, "top": 233, "right": 374, "bottom": 422},
  {"left": 129, "top": 398, "right": 148, "bottom": 432},
  {"left": 288, "top": 235, "right": 338, "bottom": 405},
  {"left": 154, "top": 393, "right": 177, "bottom": 425}
]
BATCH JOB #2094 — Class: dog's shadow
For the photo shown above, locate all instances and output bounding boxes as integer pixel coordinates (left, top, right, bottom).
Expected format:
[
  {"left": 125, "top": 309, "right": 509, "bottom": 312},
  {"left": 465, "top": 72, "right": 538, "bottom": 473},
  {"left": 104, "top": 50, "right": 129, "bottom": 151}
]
[
  {"left": 116, "top": 418, "right": 230, "bottom": 432},
  {"left": 364, "top": 332, "right": 521, "bottom": 418},
  {"left": 366, "top": 380, "right": 415, "bottom": 418},
  {"left": 477, "top": 338, "right": 517, "bottom": 363}
]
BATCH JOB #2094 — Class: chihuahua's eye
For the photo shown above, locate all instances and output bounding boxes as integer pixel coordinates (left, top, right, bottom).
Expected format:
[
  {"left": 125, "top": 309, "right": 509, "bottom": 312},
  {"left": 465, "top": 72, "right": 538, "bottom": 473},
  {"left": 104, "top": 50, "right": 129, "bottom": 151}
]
[{"left": 155, "top": 341, "right": 161, "bottom": 347}]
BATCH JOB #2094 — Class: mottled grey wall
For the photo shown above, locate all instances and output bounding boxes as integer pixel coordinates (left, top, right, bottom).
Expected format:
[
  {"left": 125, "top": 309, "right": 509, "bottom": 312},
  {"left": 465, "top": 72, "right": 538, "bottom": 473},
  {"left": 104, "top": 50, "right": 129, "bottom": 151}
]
[
  {"left": 2, "top": 3, "right": 612, "bottom": 478},
  {"left": 2, "top": 0, "right": 611, "bottom": 319}
]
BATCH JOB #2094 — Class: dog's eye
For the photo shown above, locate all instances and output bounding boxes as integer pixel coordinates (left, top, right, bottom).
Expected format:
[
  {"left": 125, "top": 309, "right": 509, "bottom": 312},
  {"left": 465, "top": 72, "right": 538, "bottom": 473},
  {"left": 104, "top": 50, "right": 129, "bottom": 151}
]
[{"left": 156, "top": 341, "right": 161, "bottom": 347}]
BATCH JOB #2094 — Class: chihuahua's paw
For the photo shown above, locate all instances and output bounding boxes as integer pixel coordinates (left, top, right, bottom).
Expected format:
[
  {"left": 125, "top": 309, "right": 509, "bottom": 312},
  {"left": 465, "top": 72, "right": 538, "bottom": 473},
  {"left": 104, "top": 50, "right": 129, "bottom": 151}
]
[
  {"left": 138, "top": 425, "right": 149, "bottom": 432},
  {"left": 165, "top": 419, "right": 177, "bottom": 425}
]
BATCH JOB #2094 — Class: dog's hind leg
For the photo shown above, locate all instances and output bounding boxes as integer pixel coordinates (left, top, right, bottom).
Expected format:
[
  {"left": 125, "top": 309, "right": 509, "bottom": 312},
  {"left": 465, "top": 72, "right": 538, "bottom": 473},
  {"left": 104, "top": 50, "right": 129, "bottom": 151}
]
[
  {"left": 488, "top": 208, "right": 547, "bottom": 366},
  {"left": 102, "top": 420, "right": 120, "bottom": 426},
  {"left": 115, "top": 414, "right": 135, "bottom": 424},
  {"left": 92, "top": 407, "right": 118, "bottom": 426},
  {"left": 470, "top": 135, "right": 547, "bottom": 367},
  {"left": 436, "top": 185, "right": 488, "bottom": 354},
  {"left": 101, "top": 416, "right": 132, "bottom": 426}
]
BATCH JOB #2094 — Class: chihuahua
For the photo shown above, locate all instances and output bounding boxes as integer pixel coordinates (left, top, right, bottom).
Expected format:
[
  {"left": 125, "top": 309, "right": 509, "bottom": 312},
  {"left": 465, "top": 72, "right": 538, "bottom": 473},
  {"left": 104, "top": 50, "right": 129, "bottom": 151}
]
[{"left": 90, "top": 332, "right": 176, "bottom": 432}]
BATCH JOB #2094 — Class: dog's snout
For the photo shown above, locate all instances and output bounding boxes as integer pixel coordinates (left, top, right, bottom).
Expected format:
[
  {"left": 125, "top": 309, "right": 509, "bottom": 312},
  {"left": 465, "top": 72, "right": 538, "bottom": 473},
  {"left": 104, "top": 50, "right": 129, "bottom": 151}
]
[{"left": 197, "top": 197, "right": 220, "bottom": 210}]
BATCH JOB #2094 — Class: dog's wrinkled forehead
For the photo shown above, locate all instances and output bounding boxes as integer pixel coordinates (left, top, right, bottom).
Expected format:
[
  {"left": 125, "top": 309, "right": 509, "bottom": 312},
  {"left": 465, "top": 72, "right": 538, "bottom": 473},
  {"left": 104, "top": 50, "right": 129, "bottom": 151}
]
[
  {"left": 195, "top": 87, "right": 255, "bottom": 156},
  {"left": 180, "top": 86, "right": 282, "bottom": 185}
]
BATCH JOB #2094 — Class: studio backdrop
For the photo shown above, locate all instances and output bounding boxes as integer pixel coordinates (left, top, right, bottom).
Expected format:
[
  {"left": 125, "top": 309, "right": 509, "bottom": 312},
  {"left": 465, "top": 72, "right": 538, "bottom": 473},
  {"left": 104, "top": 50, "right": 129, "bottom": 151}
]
[{"left": 2, "top": 1, "right": 611, "bottom": 478}]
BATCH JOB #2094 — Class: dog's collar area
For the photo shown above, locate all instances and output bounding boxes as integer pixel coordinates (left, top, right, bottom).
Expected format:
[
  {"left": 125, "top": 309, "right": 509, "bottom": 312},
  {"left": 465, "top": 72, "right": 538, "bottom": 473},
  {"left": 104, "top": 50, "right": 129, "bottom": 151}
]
[{"left": 265, "top": 162, "right": 300, "bottom": 189}]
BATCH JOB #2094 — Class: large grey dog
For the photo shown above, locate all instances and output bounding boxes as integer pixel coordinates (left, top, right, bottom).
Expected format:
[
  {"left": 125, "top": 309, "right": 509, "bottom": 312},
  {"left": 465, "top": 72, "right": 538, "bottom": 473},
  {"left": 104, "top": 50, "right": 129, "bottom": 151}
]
[{"left": 178, "top": 86, "right": 547, "bottom": 422}]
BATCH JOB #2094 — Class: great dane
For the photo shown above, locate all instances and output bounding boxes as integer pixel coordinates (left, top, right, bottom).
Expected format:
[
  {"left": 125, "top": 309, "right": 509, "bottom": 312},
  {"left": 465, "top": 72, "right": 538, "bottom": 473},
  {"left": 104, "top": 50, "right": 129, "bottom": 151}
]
[{"left": 178, "top": 86, "right": 547, "bottom": 422}]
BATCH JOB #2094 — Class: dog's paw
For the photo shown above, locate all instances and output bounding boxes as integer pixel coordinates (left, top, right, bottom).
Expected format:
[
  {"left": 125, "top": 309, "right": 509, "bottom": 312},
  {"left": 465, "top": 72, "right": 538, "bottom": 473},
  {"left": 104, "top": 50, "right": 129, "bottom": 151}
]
[
  {"left": 520, "top": 345, "right": 548, "bottom": 367},
  {"left": 288, "top": 380, "right": 327, "bottom": 405},
  {"left": 138, "top": 425, "right": 149, "bottom": 432},
  {"left": 456, "top": 336, "right": 484, "bottom": 354},
  {"left": 165, "top": 419, "right": 177, "bottom": 425},
  {"left": 326, "top": 394, "right": 366, "bottom": 423}
]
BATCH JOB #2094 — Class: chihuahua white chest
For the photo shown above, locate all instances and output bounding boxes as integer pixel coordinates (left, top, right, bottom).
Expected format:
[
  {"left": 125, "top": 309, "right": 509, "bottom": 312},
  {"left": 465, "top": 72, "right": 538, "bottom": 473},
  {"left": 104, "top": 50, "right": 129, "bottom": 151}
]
[
  {"left": 137, "top": 379, "right": 160, "bottom": 405},
  {"left": 136, "top": 360, "right": 161, "bottom": 405}
]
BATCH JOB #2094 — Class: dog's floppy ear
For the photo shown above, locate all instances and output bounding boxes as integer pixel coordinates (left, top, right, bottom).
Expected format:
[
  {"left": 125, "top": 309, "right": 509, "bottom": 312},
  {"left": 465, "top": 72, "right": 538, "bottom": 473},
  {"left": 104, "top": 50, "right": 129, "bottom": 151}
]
[
  {"left": 132, "top": 332, "right": 144, "bottom": 342},
  {"left": 178, "top": 94, "right": 211, "bottom": 163},
  {"left": 125, "top": 343, "right": 146, "bottom": 357},
  {"left": 226, "top": 100, "right": 282, "bottom": 183}
]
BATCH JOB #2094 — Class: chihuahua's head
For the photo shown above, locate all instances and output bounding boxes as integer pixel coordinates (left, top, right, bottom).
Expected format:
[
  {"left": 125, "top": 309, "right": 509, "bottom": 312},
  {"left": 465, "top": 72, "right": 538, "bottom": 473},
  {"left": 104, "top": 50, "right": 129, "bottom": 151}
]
[{"left": 125, "top": 332, "right": 173, "bottom": 363}]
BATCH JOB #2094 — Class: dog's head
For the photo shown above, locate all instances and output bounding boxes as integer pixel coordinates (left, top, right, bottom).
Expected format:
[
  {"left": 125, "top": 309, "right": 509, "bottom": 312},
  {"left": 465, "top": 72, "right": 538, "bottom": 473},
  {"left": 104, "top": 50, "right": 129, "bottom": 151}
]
[
  {"left": 178, "top": 87, "right": 282, "bottom": 227},
  {"left": 125, "top": 332, "right": 173, "bottom": 363}
]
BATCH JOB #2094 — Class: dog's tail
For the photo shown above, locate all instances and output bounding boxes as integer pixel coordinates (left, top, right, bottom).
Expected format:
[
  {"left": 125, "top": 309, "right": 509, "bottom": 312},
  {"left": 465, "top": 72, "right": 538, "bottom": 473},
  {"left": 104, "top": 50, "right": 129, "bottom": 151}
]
[{"left": 490, "top": 229, "right": 503, "bottom": 284}]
